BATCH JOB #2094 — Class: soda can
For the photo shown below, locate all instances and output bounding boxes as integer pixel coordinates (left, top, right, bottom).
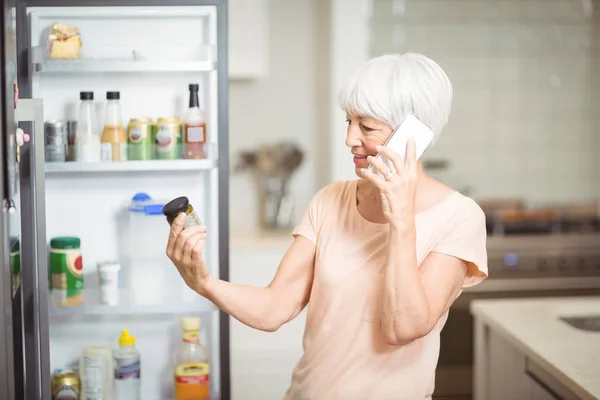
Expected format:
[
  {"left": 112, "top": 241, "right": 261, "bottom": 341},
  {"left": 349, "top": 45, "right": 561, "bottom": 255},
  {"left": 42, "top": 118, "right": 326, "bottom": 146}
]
[
  {"left": 155, "top": 117, "right": 182, "bottom": 160},
  {"left": 51, "top": 368, "right": 80, "bottom": 400},
  {"left": 127, "top": 118, "right": 154, "bottom": 161}
]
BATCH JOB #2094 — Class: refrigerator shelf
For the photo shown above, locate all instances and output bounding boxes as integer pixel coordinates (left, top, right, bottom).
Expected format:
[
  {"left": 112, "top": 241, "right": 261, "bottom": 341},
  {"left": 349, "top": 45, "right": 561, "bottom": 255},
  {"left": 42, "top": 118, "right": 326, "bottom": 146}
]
[
  {"left": 45, "top": 159, "right": 217, "bottom": 174},
  {"left": 48, "top": 289, "right": 217, "bottom": 318},
  {"left": 33, "top": 59, "right": 216, "bottom": 74}
]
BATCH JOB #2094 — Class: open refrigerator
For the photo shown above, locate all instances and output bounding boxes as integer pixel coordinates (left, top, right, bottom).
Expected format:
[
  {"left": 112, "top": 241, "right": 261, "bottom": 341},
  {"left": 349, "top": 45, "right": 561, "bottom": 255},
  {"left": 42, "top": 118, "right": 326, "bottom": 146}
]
[{"left": 1, "top": 1, "right": 230, "bottom": 399}]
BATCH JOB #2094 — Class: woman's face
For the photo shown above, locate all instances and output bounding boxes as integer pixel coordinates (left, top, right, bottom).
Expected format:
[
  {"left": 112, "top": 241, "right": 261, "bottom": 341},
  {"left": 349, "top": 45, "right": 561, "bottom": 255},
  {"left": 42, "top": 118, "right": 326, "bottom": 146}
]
[{"left": 345, "top": 114, "right": 394, "bottom": 176}]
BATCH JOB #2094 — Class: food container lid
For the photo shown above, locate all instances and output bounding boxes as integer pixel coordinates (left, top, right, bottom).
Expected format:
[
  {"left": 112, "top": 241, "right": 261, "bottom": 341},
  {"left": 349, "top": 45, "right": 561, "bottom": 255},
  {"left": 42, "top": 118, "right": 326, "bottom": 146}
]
[
  {"left": 162, "top": 196, "right": 190, "bottom": 218},
  {"left": 50, "top": 237, "right": 80, "bottom": 249},
  {"left": 97, "top": 261, "right": 120, "bottom": 270},
  {"left": 129, "top": 192, "right": 153, "bottom": 212},
  {"left": 143, "top": 204, "right": 166, "bottom": 216}
]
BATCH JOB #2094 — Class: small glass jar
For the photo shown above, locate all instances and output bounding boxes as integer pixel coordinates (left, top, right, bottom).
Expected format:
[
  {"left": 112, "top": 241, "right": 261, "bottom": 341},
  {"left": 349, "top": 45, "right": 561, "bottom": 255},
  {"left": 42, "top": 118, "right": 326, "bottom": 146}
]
[{"left": 162, "top": 196, "right": 201, "bottom": 228}]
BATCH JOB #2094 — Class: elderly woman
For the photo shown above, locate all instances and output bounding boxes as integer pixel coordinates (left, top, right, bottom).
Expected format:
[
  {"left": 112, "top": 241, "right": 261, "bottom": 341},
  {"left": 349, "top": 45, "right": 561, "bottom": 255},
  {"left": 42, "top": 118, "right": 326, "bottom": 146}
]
[{"left": 166, "top": 52, "right": 488, "bottom": 400}]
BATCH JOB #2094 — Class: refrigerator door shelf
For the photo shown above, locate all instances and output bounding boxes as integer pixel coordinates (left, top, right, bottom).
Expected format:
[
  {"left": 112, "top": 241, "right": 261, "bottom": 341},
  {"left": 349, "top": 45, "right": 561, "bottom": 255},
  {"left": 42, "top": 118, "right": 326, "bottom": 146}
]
[
  {"left": 45, "top": 158, "right": 217, "bottom": 174},
  {"left": 47, "top": 287, "right": 217, "bottom": 318},
  {"left": 31, "top": 44, "right": 217, "bottom": 74}
]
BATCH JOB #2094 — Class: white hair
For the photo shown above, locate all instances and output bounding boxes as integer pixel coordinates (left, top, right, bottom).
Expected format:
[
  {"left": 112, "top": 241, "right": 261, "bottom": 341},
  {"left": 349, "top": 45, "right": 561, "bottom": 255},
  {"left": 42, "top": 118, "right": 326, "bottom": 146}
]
[{"left": 338, "top": 53, "right": 453, "bottom": 143}]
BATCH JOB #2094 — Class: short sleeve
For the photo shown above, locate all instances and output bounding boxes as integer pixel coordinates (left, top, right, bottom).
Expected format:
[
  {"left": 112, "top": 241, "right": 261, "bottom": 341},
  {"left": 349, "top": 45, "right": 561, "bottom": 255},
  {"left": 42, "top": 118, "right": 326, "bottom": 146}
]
[
  {"left": 433, "top": 200, "right": 488, "bottom": 288},
  {"left": 292, "top": 184, "right": 332, "bottom": 245}
]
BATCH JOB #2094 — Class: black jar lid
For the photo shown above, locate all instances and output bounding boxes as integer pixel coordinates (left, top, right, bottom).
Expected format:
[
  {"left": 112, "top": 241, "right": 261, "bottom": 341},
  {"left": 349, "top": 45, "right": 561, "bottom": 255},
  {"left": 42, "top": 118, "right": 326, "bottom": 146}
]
[
  {"left": 162, "top": 196, "right": 190, "bottom": 218},
  {"left": 80, "top": 91, "right": 93, "bottom": 100},
  {"left": 106, "top": 91, "right": 120, "bottom": 100}
]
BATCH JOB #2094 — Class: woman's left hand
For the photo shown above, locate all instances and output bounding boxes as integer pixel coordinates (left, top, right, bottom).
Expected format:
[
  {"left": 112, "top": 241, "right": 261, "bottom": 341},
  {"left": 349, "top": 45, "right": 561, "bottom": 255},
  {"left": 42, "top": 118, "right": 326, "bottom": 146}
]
[{"left": 361, "top": 139, "right": 418, "bottom": 229}]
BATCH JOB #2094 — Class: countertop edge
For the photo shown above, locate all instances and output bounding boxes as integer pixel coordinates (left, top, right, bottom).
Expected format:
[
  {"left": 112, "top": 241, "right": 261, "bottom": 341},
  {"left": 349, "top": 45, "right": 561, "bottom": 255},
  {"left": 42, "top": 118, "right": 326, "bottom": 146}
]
[{"left": 470, "top": 300, "right": 599, "bottom": 400}]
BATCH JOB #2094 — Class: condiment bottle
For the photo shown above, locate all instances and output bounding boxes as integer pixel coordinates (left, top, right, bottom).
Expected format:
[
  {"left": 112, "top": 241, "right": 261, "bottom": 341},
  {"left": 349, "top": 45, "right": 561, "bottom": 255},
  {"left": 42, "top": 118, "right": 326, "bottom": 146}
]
[
  {"left": 101, "top": 91, "right": 127, "bottom": 162},
  {"left": 80, "top": 345, "right": 114, "bottom": 400},
  {"left": 182, "top": 83, "right": 207, "bottom": 160},
  {"left": 162, "top": 196, "right": 201, "bottom": 228},
  {"left": 114, "top": 329, "right": 141, "bottom": 400},
  {"left": 173, "top": 317, "right": 210, "bottom": 400},
  {"left": 74, "top": 91, "right": 101, "bottom": 162}
]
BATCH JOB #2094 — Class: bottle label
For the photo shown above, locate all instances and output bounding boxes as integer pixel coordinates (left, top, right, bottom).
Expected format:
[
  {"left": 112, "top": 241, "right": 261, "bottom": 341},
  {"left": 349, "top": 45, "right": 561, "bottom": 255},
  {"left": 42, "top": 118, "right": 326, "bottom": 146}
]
[
  {"left": 174, "top": 362, "right": 209, "bottom": 384},
  {"left": 187, "top": 126, "right": 205, "bottom": 143},
  {"left": 182, "top": 329, "right": 199, "bottom": 343},
  {"left": 81, "top": 355, "right": 104, "bottom": 398},
  {"left": 100, "top": 143, "right": 112, "bottom": 162},
  {"left": 115, "top": 358, "right": 140, "bottom": 380}
]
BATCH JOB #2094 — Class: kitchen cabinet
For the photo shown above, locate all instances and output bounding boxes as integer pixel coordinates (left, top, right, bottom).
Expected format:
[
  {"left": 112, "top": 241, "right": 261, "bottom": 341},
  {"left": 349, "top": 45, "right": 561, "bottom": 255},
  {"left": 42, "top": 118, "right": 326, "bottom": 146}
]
[
  {"left": 229, "top": 236, "right": 304, "bottom": 400},
  {"left": 474, "top": 319, "right": 585, "bottom": 400},
  {"left": 228, "top": 0, "right": 269, "bottom": 79}
]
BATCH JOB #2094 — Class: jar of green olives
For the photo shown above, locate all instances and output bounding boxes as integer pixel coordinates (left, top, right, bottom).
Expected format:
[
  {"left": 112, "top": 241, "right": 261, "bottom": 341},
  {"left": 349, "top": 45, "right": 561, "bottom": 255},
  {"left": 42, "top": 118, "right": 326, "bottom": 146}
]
[{"left": 162, "top": 196, "right": 201, "bottom": 228}]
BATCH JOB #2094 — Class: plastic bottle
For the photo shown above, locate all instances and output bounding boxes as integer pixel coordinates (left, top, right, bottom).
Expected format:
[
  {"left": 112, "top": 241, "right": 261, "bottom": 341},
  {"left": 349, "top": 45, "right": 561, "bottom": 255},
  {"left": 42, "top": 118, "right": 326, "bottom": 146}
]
[
  {"left": 74, "top": 91, "right": 101, "bottom": 162},
  {"left": 101, "top": 91, "right": 126, "bottom": 162},
  {"left": 114, "top": 329, "right": 141, "bottom": 400},
  {"left": 80, "top": 345, "right": 114, "bottom": 400},
  {"left": 173, "top": 317, "right": 210, "bottom": 400}
]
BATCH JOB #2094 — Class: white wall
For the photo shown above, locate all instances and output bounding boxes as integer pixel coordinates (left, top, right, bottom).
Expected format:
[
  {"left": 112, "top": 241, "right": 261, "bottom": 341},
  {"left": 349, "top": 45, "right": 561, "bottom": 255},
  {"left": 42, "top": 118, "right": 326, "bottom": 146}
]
[{"left": 228, "top": 0, "right": 327, "bottom": 236}]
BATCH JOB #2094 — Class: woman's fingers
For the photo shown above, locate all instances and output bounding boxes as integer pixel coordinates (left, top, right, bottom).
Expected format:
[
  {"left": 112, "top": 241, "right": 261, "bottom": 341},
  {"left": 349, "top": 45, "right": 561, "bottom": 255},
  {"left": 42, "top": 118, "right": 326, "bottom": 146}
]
[
  {"left": 173, "top": 225, "right": 205, "bottom": 262},
  {"left": 182, "top": 231, "right": 207, "bottom": 266},
  {"left": 376, "top": 145, "right": 405, "bottom": 175},
  {"left": 366, "top": 155, "right": 392, "bottom": 177},
  {"left": 360, "top": 168, "right": 386, "bottom": 190},
  {"left": 166, "top": 213, "right": 187, "bottom": 257}
]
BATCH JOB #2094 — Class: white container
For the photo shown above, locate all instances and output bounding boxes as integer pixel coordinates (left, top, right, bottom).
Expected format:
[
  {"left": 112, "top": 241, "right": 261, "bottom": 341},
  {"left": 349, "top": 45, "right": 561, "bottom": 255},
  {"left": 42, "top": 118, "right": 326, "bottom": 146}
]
[
  {"left": 80, "top": 345, "right": 114, "bottom": 400},
  {"left": 97, "top": 261, "right": 120, "bottom": 306},
  {"left": 126, "top": 193, "right": 180, "bottom": 305}
]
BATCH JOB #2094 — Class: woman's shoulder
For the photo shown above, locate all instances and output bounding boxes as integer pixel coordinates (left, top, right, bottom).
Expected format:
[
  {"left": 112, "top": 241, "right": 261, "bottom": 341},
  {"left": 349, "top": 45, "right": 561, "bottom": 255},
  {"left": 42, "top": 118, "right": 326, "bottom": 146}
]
[{"left": 311, "top": 180, "right": 356, "bottom": 203}]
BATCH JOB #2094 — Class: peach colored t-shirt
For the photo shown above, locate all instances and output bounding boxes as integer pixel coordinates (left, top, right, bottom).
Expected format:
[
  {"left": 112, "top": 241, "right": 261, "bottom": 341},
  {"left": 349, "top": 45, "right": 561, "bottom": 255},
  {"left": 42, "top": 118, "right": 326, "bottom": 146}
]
[{"left": 284, "top": 180, "right": 488, "bottom": 400}]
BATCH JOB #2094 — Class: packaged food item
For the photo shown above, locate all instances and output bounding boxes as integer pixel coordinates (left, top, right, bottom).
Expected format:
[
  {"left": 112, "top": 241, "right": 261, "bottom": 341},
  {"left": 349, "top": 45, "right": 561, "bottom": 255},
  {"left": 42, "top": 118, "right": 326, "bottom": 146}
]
[
  {"left": 51, "top": 368, "right": 80, "bottom": 400},
  {"left": 79, "top": 346, "right": 114, "bottom": 400},
  {"left": 183, "top": 83, "right": 207, "bottom": 160},
  {"left": 47, "top": 23, "right": 81, "bottom": 59},
  {"left": 162, "top": 196, "right": 201, "bottom": 228},
  {"left": 96, "top": 261, "right": 120, "bottom": 306},
  {"left": 155, "top": 117, "right": 182, "bottom": 160},
  {"left": 44, "top": 120, "right": 67, "bottom": 163},
  {"left": 74, "top": 91, "right": 101, "bottom": 163},
  {"left": 101, "top": 91, "right": 127, "bottom": 162},
  {"left": 114, "top": 330, "right": 141, "bottom": 400},
  {"left": 49, "top": 237, "right": 84, "bottom": 307},
  {"left": 173, "top": 317, "right": 210, "bottom": 400},
  {"left": 127, "top": 118, "right": 154, "bottom": 161}
]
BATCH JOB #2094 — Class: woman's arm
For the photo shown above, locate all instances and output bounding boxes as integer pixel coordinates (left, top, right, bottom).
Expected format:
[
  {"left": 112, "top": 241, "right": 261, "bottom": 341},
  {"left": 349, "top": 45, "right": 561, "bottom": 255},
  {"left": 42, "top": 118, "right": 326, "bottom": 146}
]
[
  {"left": 202, "top": 236, "right": 316, "bottom": 332},
  {"left": 380, "top": 223, "right": 466, "bottom": 346},
  {"left": 166, "top": 213, "right": 316, "bottom": 332}
]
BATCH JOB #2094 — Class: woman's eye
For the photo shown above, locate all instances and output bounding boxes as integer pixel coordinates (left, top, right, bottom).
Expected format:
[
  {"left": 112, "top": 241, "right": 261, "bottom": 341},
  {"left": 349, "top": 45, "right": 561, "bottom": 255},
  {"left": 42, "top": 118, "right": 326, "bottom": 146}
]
[{"left": 360, "top": 124, "right": 375, "bottom": 132}]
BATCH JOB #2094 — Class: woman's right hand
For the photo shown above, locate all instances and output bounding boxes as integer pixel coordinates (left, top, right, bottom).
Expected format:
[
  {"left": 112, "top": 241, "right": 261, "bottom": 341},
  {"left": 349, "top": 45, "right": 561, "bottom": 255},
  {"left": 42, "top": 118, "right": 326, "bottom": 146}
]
[{"left": 166, "top": 213, "right": 211, "bottom": 295}]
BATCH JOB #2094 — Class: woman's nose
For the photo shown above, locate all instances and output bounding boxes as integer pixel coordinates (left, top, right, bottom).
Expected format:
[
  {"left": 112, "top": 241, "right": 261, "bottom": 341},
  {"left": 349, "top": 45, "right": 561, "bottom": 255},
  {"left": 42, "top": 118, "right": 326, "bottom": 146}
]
[{"left": 345, "top": 127, "right": 362, "bottom": 148}]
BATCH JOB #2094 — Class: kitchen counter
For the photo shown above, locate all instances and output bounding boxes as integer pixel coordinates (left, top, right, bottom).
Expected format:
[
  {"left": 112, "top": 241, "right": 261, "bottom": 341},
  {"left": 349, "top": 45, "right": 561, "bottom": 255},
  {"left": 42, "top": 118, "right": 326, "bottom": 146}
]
[{"left": 470, "top": 296, "right": 600, "bottom": 400}]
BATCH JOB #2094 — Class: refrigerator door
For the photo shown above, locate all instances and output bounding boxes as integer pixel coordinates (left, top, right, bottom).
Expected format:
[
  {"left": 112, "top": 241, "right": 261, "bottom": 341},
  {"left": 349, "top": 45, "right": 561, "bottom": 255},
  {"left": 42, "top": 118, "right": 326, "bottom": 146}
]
[
  {"left": 0, "top": 0, "right": 24, "bottom": 399},
  {"left": 15, "top": 98, "right": 50, "bottom": 400}
]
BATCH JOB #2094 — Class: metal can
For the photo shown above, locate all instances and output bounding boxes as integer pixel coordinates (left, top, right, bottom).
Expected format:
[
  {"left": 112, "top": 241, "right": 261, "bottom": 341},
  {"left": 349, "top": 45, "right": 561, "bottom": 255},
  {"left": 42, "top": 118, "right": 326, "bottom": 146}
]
[
  {"left": 162, "top": 196, "right": 201, "bottom": 228},
  {"left": 49, "top": 237, "right": 84, "bottom": 307},
  {"left": 155, "top": 117, "right": 181, "bottom": 160},
  {"left": 44, "top": 120, "right": 67, "bottom": 162},
  {"left": 51, "top": 368, "right": 80, "bottom": 400},
  {"left": 127, "top": 118, "right": 154, "bottom": 161}
]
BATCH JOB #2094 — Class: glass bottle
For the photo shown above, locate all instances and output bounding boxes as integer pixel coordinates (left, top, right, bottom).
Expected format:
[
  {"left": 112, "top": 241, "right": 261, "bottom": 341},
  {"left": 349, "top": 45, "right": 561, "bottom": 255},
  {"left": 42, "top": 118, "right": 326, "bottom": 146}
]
[
  {"left": 173, "top": 317, "right": 210, "bottom": 400},
  {"left": 74, "top": 91, "right": 101, "bottom": 162},
  {"left": 183, "top": 83, "right": 207, "bottom": 159},
  {"left": 101, "top": 91, "right": 127, "bottom": 162}
]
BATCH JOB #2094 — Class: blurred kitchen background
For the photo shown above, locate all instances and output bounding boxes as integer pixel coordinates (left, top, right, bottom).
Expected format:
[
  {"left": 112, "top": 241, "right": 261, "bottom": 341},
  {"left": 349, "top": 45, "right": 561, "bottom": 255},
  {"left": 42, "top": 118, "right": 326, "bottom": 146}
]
[
  {"left": 2, "top": 0, "right": 599, "bottom": 399},
  {"left": 229, "top": 1, "right": 600, "bottom": 400}
]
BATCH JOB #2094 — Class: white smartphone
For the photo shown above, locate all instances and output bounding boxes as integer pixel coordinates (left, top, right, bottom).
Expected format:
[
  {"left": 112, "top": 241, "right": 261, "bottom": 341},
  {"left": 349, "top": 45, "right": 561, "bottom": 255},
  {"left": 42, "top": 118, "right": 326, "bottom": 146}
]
[{"left": 368, "top": 114, "right": 434, "bottom": 177}]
